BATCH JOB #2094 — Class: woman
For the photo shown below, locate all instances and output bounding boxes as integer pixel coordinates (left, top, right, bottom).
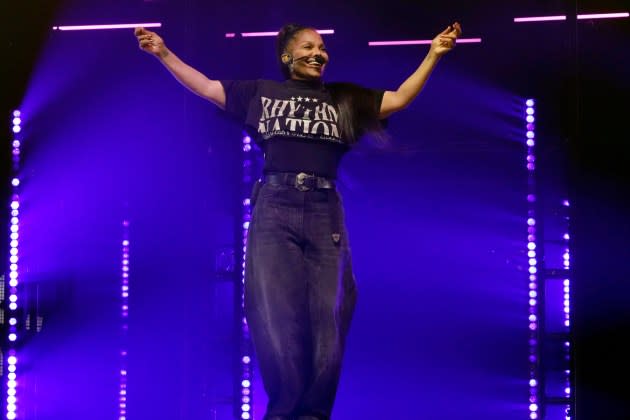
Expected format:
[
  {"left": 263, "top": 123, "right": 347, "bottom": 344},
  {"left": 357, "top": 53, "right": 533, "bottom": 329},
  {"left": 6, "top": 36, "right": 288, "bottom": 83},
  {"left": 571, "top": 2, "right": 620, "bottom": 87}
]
[{"left": 135, "top": 21, "right": 461, "bottom": 420}]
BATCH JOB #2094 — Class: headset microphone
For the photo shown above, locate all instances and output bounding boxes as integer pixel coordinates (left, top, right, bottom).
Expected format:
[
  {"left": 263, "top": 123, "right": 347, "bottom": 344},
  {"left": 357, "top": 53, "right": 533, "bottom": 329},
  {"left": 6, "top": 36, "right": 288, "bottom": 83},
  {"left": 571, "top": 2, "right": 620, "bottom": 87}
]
[{"left": 287, "top": 54, "right": 327, "bottom": 65}]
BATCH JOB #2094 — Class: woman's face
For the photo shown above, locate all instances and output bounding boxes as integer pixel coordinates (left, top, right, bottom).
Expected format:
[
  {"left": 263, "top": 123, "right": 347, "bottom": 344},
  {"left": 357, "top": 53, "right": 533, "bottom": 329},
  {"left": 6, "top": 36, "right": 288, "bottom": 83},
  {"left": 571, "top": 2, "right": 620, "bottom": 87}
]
[{"left": 286, "top": 29, "right": 329, "bottom": 80}]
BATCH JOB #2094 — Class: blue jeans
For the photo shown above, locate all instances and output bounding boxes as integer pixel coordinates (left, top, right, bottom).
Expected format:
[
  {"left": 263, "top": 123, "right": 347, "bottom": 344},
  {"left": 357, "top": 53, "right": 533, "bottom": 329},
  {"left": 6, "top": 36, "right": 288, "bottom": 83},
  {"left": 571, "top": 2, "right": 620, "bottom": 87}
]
[{"left": 245, "top": 181, "right": 358, "bottom": 420}]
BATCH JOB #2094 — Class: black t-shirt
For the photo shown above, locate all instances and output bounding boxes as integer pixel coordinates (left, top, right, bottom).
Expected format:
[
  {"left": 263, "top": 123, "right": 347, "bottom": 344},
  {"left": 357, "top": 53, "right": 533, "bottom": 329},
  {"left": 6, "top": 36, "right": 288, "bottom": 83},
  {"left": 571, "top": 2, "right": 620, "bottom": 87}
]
[{"left": 220, "top": 78, "right": 384, "bottom": 179}]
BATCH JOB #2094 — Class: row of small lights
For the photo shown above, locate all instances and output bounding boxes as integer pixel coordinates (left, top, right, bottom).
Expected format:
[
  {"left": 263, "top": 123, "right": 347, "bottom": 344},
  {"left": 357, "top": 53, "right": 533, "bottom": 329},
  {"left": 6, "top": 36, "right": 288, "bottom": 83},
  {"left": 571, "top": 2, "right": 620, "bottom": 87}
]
[
  {"left": 240, "top": 134, "right": 254, "bottom": 419},
  {"left": 525, "top": 101, "right": 574, "bottom": 419},
  {"left": 562, "top": 199, "right": 572, "bottom": 419},
  {"left": 524, "top": 99, "right": 540, "bottom": 420},
  {"left": 119, "top": 221, "right": 130, "bottom": 420},
  {"left": 4, "top": 113, "right": 135, "bottom": 420},
  {"left": 6, "top": 110, "right": 22, "bottom": 420}
]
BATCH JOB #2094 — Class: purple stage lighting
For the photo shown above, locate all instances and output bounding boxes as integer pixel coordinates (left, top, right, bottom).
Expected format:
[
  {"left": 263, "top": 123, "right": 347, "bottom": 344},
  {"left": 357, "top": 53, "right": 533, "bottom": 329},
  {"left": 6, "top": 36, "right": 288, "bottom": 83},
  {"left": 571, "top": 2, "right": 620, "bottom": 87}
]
[
  {"left": 52, "top": 22, "right": 162, "bottom": 31},
  {"left": 241, "top": 31, "right": 281, "bottom": 37},
  {"left": 239, "top": 133, "right": 254, "bottom": 419},
  {"left": 577, "top": 12, "right": 629, "bottom": 20},
  {"left": 119, "top": 220, "right": 131, "bottom": 420},
  {"left": 525, "top": 99, "right": 539, "bottom": 420},
  {"left": 6, "top": 110, "right": 22, "bottom": 419},
  {"left": 368, "top": 37, "right": 481, "bottom": 46},
  {"left": 239, "top": 29, "right": 334, "bottom": 38},
  {"left": 514, "top": 16, "right": 567, "bottom": 23},
  {"left": 562, "top": 201, "right": 573, "bottom": 414},
  {"left": 515, "top": 12, "right": 627, "bottom": 23}
]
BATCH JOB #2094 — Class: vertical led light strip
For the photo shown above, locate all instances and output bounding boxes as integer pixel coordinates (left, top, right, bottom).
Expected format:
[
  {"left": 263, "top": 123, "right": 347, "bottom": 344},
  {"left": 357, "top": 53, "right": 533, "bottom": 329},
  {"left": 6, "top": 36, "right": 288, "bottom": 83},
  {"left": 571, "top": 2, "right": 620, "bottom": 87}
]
[
  {"left": 524, "top": 99, "right": 540, "bottom": 420},
  {"left": 239, "top": 134, "right": 253, "bottom": 420},
  {"left": 6, "top": 110, "right": 23, "bottom": 420},
  {"left": 119, "top": 220, "right": 130, "bottom": 420},
  {"left": 561, "top": 200, "right": 572, "bottom": 418}
]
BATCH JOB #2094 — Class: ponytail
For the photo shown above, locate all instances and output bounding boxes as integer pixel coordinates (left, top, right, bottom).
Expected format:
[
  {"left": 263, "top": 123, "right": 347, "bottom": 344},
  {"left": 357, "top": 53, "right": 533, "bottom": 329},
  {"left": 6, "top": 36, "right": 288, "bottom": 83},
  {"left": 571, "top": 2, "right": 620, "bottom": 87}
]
[{"left": 326, "top": 82, "right": 389, "bottom": 145}]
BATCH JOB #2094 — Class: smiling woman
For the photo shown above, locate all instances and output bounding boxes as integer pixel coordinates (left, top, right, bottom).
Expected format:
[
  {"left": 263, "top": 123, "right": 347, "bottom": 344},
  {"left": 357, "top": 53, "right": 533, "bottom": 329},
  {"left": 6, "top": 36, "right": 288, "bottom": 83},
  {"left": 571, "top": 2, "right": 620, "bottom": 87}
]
[
  {"left": 277, "top": 24, "right": 329, "bottom": 80},
  {"left": 134, "top": 20, "right": 461, "bottom": 420}
]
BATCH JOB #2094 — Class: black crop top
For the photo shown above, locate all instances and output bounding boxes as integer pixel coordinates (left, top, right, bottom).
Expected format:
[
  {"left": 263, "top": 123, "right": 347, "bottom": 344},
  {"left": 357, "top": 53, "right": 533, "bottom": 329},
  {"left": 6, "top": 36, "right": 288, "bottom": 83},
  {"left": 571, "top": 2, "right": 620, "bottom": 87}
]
[{"left": 220, "top": 78, "right": 384, "bottom": 179}]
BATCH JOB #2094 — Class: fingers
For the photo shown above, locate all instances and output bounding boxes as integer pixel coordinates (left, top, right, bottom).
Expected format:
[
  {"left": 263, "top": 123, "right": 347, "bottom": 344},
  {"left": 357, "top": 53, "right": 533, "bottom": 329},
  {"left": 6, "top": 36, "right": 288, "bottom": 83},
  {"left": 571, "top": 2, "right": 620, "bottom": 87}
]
[
  {"left": 135, "top": 27, "right": 161, "bottom": 52},
  {"left": 438, "top": 36, "right": 456, "bottom": 49},
  {"left": 134, "top": 27, "right": 157, "bottom": 39},
  {"left": 440, "top": 22, "right": 462, "bottom": 35},
  {"left": 433, "top": 21, "right": 462, "bottom": 55},
  {"left": 438, "top": 39, "right": 454, "bottom": 49},
  {"left": 438, "top": 22, "right": 462, "bottom": 41},
  {"left": 452, "top": 22, "right": 462, "bottom": 37},
  {"left": 439, "top": 25, "right": 452, "bottom": 35},
  {"left": 439, "top": 21, "right": 461, "bottom": 48}
]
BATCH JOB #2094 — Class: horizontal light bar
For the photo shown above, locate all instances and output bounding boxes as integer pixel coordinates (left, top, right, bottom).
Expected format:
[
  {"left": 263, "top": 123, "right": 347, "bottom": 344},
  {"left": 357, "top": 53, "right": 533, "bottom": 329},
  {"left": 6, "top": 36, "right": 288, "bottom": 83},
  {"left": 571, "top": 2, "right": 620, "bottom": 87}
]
[
  {"left": 368, "top": 37, "right": 481, "bottom": 46},
  {"left": 240, "top": 31, "right": 277, "bottom": 37},
  {"left": 369, "top": 40, "right": 431, "bottom": 46},
  {"left": 53, "top": 22, "right": 162, "bottom": 31},
  {"left": 514, "top": 16, "right": 567, "bottom": 22},
  {"left": 239, "top": 29, "right": 334, "bottom": 38},
  {"left": 577, "top": 12, "right": 629, "bottom": 20}
]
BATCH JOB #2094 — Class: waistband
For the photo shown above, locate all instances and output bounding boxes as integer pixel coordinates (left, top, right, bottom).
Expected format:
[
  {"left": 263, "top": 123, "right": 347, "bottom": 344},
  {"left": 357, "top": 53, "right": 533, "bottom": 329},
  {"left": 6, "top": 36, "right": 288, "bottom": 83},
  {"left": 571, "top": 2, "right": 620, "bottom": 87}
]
[
  {"left": 261, "top": 172, "right": 336, "bottom": 192},
  {"left": 258, "top": 172, "right": 341, "bottom": 244}
]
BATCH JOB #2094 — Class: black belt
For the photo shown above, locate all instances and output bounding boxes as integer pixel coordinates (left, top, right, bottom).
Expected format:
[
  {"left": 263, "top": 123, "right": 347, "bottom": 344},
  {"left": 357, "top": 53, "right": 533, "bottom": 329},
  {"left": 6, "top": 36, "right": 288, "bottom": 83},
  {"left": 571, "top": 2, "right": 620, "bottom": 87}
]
[
  {"left": 262, "top": 172, "right": 336, "bottom": 192},
  {"left": 260, "top": 172, "right": 341, "bottom": 245}
]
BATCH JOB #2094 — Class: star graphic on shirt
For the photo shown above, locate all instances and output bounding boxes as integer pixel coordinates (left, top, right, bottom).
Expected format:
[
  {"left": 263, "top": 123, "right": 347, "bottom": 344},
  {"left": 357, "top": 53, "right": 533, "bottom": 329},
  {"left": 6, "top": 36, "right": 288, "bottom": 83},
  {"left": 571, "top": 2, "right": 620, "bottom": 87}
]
[
  {"left": 290, "top": 97, "right": 296, "bottom": 101},
  {"left": 304, "top": 97, "right": 311, "bottom": 102},
  {"left": 312, "top": 98, "right": 318, "bottom": 103},
  {"left": 297, "top": 96, "right": 303, "bottom": 102}
]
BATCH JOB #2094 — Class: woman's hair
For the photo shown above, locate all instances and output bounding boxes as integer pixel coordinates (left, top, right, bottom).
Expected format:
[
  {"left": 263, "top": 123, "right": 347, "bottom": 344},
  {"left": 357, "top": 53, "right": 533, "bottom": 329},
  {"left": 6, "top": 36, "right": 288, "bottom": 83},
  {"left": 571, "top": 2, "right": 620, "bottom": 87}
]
[
  {"left": 326, "top": 82, "right": 389, "bottom": 145},
  {"left": 276, "top": 23, "right": 389, "bottom": 146}
]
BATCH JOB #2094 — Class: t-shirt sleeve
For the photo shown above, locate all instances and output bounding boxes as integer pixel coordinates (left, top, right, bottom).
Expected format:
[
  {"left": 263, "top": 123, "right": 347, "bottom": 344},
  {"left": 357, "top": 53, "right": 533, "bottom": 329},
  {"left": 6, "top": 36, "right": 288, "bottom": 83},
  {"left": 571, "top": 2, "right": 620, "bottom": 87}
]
[
  {"left": 372, "top": 89, "right": 385, "bottom": 115},
  {"left": 219, "top": 80, "right": 259, "bottom": 122},
  {"left": 370, "top": 89, "right": 389, "bottom": 128}
]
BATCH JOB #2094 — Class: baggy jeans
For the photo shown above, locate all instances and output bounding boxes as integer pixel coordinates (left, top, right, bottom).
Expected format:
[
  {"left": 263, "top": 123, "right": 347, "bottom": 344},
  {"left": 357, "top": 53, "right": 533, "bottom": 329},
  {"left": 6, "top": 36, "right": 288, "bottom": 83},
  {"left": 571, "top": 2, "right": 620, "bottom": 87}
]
[{"left": 245, "top": 181, "right": 358, "bottom": 420}]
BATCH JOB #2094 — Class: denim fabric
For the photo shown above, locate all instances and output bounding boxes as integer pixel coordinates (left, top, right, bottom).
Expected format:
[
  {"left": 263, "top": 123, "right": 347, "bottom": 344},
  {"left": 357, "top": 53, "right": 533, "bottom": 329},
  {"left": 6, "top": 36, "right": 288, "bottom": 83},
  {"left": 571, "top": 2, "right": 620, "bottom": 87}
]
[{"left": 245, "top": 182, "right": 358, "bottom": 420}]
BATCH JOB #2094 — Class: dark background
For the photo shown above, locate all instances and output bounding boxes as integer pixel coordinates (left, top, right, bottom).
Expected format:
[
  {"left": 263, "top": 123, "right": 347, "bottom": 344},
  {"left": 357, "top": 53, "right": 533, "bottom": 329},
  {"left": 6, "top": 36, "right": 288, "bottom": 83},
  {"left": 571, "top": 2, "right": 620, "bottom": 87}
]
[{"left": 1, "top": 0, "right": 629, "bottom": 419}]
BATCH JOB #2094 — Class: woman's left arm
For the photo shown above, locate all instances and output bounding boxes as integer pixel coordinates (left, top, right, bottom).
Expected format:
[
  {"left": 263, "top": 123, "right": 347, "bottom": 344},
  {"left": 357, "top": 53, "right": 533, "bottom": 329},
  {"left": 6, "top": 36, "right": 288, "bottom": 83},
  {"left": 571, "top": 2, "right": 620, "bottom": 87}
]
[{"left": 379, "top": 22, "right": 462, "bottom": 119}]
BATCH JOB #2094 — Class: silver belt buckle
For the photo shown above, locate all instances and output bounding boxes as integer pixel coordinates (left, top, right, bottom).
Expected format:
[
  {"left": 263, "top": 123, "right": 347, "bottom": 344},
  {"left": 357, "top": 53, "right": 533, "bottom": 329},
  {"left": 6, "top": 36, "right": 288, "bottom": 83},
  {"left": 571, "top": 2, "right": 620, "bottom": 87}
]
[{"left": 295, "top": 172, "right": 310, "bottom": 192}]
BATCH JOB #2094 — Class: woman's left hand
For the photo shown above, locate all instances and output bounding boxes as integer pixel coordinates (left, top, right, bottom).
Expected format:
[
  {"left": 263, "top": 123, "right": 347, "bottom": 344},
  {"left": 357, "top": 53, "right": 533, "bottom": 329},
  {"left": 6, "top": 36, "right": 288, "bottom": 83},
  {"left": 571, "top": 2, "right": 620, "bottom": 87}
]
[{"left": 430, "top": 22, "right": 462, "bottom": 57}]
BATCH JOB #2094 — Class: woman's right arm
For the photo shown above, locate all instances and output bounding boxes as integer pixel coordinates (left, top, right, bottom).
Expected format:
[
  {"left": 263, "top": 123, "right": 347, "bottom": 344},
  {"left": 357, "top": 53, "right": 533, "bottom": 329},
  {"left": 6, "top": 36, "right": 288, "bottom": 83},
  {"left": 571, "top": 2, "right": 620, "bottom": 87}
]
[{"left": 134, "top": 27, "right": 226, "bottom": 109}]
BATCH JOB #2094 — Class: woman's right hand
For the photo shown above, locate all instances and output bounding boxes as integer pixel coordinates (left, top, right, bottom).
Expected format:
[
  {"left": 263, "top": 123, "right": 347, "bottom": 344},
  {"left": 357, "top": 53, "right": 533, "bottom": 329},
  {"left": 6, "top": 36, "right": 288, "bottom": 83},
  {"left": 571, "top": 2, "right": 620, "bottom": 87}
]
[{"left": 134, "top": 27, "right": 167, "bottom": 57}]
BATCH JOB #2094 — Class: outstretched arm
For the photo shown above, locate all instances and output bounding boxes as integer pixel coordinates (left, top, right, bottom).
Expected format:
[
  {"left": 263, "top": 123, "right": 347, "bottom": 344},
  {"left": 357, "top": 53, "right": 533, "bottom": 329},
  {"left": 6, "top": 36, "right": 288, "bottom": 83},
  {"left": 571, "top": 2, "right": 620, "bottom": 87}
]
[
  {"left": 134, "top": 27, "right": 226, "bottom": 109},
  {"left": 379, "top": 22, "right": 462, "bottom": 119}
]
